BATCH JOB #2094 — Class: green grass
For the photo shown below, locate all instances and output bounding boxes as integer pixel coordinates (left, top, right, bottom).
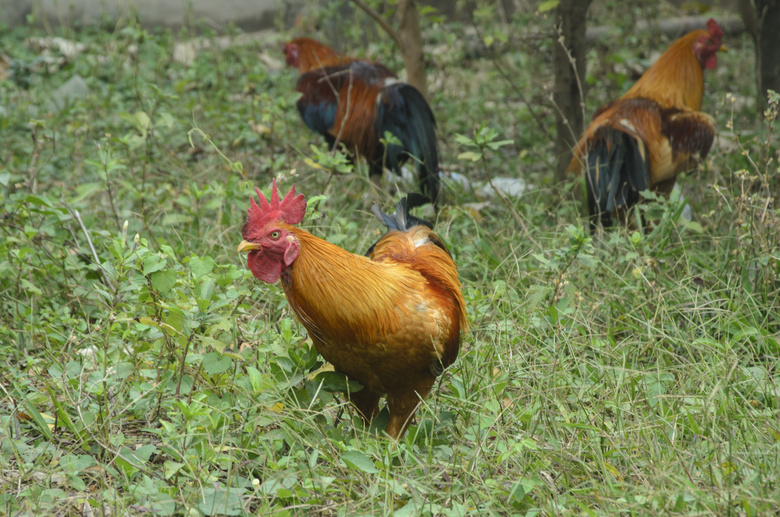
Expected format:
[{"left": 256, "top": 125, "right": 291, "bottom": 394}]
[{"left": 1, "top": 3, "right": 778, "bottom": 515}]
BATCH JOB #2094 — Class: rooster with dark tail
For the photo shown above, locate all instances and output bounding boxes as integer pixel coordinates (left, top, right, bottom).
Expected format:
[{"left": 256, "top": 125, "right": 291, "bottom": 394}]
[
  {"left": 284, "top": 38, "right": 441, "bottom": 206},
  {"left": 568, "top": 19, "right": 725, "bottom": 230}
]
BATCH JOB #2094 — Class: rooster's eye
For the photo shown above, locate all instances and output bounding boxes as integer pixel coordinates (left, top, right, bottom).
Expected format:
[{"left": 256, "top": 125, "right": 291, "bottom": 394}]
[{"left": 270, "top": 231, "right": 281, "bottom": 240}]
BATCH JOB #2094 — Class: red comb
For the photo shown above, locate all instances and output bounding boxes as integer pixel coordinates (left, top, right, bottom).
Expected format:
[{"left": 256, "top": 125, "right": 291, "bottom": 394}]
[
  {"left": 706, "top": 18, "right": 723, "bottom": 39},
  {"left": 246, "top": 179, "right": 306, "bottom": 230}
]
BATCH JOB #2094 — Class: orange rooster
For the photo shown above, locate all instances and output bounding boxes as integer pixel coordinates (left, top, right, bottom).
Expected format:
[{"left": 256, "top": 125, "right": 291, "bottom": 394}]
[
  {"left": 568, "top": 18, "right": 724, "bottom": 230},
  {"left": 238, "top": 181, "right": 467, "bottom": 439},
  {"left": 283, "top": 38, "right": 441, "bottom": 206}
]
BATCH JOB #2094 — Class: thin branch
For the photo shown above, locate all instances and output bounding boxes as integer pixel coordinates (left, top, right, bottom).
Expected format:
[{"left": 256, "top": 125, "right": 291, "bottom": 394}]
[
  {"left": 479, "top": 152, "right": 545, "bottom": 256},
  {"left": 736, "top": 0, "right": 759, "bottom": 41},
  {"left": 554, "top": 24, "right": 587, "bottom": 149},
  {"left": 175, "top": 334, "right": 195, "bottom": 397},
  {"left": 26, "top": 129, "right": 46, "bottom": 195},
  {"left": 350, "top": 0, "right": 402, "bottom": 49},
  {"left": 469, "top": 20, "right": 552, "bottom": 140},
  {"left": 95, "top": 142, "right": 122, "bottom": 230},
  {"left": 319, "top": 68, "right": 354, "bottom": 152},
  {"left": 62, "top": 200, "right": 115, "bottom": 291},
  {"left": 489, "top": 52, "right": 553, "bottom": 140}
]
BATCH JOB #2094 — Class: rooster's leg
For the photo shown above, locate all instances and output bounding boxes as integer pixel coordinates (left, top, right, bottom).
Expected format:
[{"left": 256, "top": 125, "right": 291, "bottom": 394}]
[
  {"left": 349, "top": 387, "right": 380, "bottom": 424},
  {"left": 385, "top": 381, "right": 433, "bottom": 440},
  {"left": 653, "top": 178, "right": 677, "bottom": 196}
]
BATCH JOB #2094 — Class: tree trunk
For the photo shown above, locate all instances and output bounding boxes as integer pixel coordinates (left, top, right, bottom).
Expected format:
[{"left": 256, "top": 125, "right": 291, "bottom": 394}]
[
  {"left": 397, "top": 0, "right": 428, "bottom": 99},
  {"left": 755, "top": 0, "right": 780, "bottom": 110},
  {"left": 736, "top": 0, "right": 759, "bottom": 40},
  {"left": 553, "top": 0, "right": 593, "bottom": 181}
]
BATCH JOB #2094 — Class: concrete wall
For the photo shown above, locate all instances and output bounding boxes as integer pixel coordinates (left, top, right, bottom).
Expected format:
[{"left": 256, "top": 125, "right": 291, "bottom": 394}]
[
  {"left": 0, "top": 1, "right": 517, "bottom": 32},
  {"left": 0, "top": 0, "right": 295, "bottom": 31}
]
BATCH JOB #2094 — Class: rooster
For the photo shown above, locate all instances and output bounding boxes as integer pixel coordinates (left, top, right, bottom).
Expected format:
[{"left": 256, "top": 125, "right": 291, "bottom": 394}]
[
  {"left": 568, "top": 18, "right": 724, "bottom": 230},
  {"left": 283, "top": 38, "right": 441, "bottom": 206},
  {"left": 238, "top": 181, "right": 467, "bottom": 439}
]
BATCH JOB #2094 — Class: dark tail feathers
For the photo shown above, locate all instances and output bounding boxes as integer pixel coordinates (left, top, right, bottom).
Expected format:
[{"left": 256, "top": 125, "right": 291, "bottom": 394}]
[
  {"left": 379, "top": 84, "right": 440, "bottom": 206},
  {"left": 372, "top": 193, "right": 433, "bottom": 232},
  {"left": 585, "top": 128, "right": 649, "bottom": 231},
  {"left": 366, "top": 194, "right": 444, "bottom": 257}
]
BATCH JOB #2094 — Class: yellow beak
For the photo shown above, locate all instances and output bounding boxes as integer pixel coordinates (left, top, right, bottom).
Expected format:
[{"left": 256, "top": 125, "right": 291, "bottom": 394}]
[
  {"left": 238, "top": 240, "right": 261, "bottom": 253},
  {"left": 719, "top": 45, "right": 727, "bottom": 52}
]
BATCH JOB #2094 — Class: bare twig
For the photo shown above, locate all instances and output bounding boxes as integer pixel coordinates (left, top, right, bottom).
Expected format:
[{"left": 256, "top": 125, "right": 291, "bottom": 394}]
[
  {"left": 26, "top": 125, "right": 51, "bottom": 195},
  {"left": 175, "top": 334, "right": 195, "bottom": 397},
  {"left": 350, "top": 0, "right": 402, "bottom": 49},
  {"left": 62, "top": 200, "right": 115, "bottom": 291},
  {"left": 479, "top": 153, "right": 545, "bottom": 255},
  {"left": 469, "top": 20, "right": 552, "bottom": 140},
  {"left": 95, "top": 142, "right": 122, "bottom": 230},
  {"left": 298, "top": 49, "right": 353, "bottom": 163},
  {"left": 325, "top": 68, "right": 354, "bottom": 153},
  {"left": 552, "top": 24, "right": 589, "bottom": 159}
]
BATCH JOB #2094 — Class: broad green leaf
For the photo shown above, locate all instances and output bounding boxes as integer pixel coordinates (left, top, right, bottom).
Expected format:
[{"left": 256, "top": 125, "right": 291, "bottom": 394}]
[
  {"left": 247, "top": 366, "right": 265, "bottom": 393},
  {"left": 69, "top": 182, "right": 102, "bottom": 204},
  {"left": 684, "top": 220, "right": 704, "bottom": 233},
  {"left": 304, "top": 157, "right": 326, "bottom": 170},
  {"left": 60, "top": 454, "right": 97, "bottom": 474},
  {"left": 203, "top": 352, "right": 232, "bottom": 375},
  {"left": 198, "top": 486, "right": 242, "bottom": 516},
  {"left": 454, "top": 133, "right": 476, "bottom": 145},
  {"left": 381, "top": 130, "right": 402, "bottom": 146},
  {"left": 137, "top": 317, "right": 158, "bottom": 327},
  {"left": 135, "top": 111, "right": 151, "bottom": 130},
  {"left": 197, "top": 277, "right": 215, "bottom": 311},
  {"left": 341, "top": 450, "right": 378, "bottom": 473},
  {"left": 24, "top": 194, "right": 55, "bottom": 208},
  {"left": 486, "top": 139, "right": 514, "bottom": 150},
  {"left": 150, "top": 270, "right": 177, "bottom": 293},
  {"left": 200, "top": 336, "right": 228, "bottom": 354},
  {"left": 509, "top": 480, "right": 526, "bottom": 503},
  {"left": 306, "top": 195, "right": 327, "bottom": 207},
  {"left": 457, "top": 151, "right": 482, "bottom": 162},
  {"left": 119, "top": 110, "right": 151, "bottom": 135},
  {"left": 393, "top": 503, "right": 420, "bottom": 517},
  {"left": 164, "top": 461, "right": 185, "bottom": 479},
  {"left": 116, "top": 445, "right": 151, "bottom": 479},
  {"left": 646, "top": 379, "right": 666, "bottom": 407},
  {"left": 142, "top": 255, "right": 167, "bottom": 275},
  {"left": 190, "top": 256, "right": 215, "bottom": 278},
  {"left": 312, "top": 371, "right": 363, "bottom": 393}
]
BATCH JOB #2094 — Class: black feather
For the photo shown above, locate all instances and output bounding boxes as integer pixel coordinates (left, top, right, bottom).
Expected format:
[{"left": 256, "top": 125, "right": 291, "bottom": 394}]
[
  {"left": 377, "top": 84, "right": 441, "bottom": 207},
  {"left": 365, "top": 194, "right": 442, "bottom": 257},
  {"left": 586, "top": 128, "right": 649, "bottom": 231}
]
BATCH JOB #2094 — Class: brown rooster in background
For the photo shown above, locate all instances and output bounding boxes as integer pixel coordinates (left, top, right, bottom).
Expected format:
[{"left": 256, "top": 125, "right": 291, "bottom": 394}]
[
  {"left": 283, "top": 38, "right": 441, "bottom": 206},
  {"left": 568, "top": 18, "right": 725, "bottom": 230},
  {"left": 238, "top": 181, "right": 467, "bottom": 439}
]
